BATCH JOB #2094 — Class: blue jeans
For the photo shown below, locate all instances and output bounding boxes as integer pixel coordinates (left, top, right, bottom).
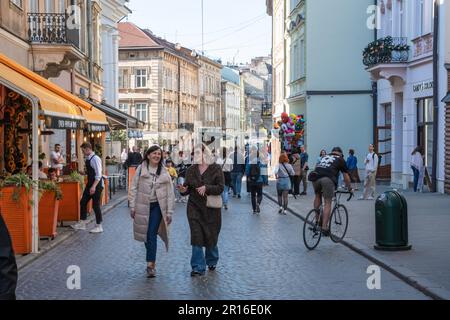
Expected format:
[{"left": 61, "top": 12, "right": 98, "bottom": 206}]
[
  {"left": 411, "top": 166, "right": 420, "bottom": 192},
  {"left": 222, "top": 185, "right": 229, "bottom": 205},
  {"left": 191, "top": 245, "right": 219, "bottom": 273},
  {"left": 145, "top": 202, "right": 162, "bottom": 262},
  {"left": 231, "top": 172, "right": 243, "bottom": 196}
]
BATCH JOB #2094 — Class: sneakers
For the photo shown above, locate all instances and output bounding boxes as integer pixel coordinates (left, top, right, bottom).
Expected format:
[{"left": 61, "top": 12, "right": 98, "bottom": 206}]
[
  {"left": 224, "top": 205, "right": 228, "bottom": 210},
  {"left": 146, "top": 267, "right": 156, "bottom": 278},
  {"left": 71, "top": 221, "right": 87, "bottom": 230},
  {"left": 208, "top": 265, "right": 216, "bottom": 271},
  {"left": 300, "top": 192, "right": 307, "bottom": 196},
  {"left": 190, "top": 270, "right": 204, "bottom": 277},
  {"left": 358, "top": 196, "right": 366, "bottom": 200},
  {"left": 256, "top": 204, "right": 260, "bottom": 213},
  {"left": 282, "top": 210, "right": 287, "bottom": 215},
  {"left": 278, "top": 207, "right": 283, "bottom": 214},
  {"left": 367, "top": 196, "right": 375, "bottom": 200},
  {"left": 90, "top": 224, "right": 103, "bottom": 233}
]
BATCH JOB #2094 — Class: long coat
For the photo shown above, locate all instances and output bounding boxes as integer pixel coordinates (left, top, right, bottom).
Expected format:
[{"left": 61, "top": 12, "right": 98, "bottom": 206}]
[
  {"left": 0, "top": 213, "right": 17, "bottom": 300},
  {"left": 182, "top": 164, "right": 224, "bottom": 248},
  {"left": 128, "top": 164, "right": 175, "bottom": 250}
]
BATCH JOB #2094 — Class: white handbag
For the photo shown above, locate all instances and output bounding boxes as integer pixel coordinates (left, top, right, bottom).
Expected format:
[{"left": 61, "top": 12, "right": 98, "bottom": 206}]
[{"left": 206, "top": 195, "right": 223, "bottom": 209}]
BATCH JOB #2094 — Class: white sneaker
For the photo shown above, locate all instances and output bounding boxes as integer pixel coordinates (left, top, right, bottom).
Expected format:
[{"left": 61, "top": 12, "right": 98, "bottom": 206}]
[
  {"left": 90, "top": 225, "right": 103, "bottom": 234},
  {"left": 282, "top": 210, "right": 287, "bottom": 215},
  {"left": 367, "top": 196, "right": 375, "bottom": 200},
  {"left": 71, "top": 221, "right": 87, "bottom": 230},
  {"left": 358, "top": 196, "right": 365, "bottom": 200},
  {"left": 278, "top": 207, "right": 283, "bottom": 214}
]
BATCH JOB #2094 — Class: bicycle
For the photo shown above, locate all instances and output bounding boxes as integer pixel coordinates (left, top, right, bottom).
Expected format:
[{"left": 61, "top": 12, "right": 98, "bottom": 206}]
[{"left": 302, "top": 189, "right": 353, "bottom": 250}]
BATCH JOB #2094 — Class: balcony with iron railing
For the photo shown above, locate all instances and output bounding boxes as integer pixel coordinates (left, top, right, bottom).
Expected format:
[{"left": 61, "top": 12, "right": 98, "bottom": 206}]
[
  {"left": 363, "top": 37, "right": 409, "bottom": 67},
  {"left": 27, "top": 12, "right": 84, "bottom": 78},
  {"left": 363, "top": 37, "right": 410, "bottom": 84}
]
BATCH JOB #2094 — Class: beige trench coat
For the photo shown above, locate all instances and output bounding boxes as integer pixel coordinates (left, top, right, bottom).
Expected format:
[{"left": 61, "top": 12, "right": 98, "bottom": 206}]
[{"left": 128, "top": 164, "right": 175, "bottom": 250}]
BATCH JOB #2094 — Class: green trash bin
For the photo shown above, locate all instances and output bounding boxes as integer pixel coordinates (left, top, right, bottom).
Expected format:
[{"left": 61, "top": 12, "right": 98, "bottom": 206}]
[{"left": 374, "top": 190, "right": 412, "bottom": 251}]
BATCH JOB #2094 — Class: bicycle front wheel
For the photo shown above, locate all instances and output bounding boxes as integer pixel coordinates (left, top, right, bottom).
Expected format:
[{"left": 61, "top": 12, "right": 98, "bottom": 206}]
[
  {"left": 329, "top": 204, "right": 349, "bottom": 243},
  {"left": 303, "top": 209, "right": 322, "bottom": 250}
]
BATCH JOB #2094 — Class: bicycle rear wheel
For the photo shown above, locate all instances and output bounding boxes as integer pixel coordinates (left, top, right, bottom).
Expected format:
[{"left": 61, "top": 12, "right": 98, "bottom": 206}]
[
  {"left": 329, "top": 204, "right": 349, "bottom": 243},
  {"left": 303, "top": 209, "right": 322, "bottom": 250}
]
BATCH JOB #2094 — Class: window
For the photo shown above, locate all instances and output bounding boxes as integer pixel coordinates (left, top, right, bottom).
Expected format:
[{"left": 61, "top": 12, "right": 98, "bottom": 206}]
[
  {"left": 28, "top": 0, "right": 38, "bottom": 11},
  {"left": 300, "top": 39, "right": 305, "bottom": 77},
  {"left": 119, "top": 68, "right": 129, "bottom": 89},
  {"left": 414, "top": 0, "right": 432, "bottom": 37},
  {"left": 10, "top": 0, "right": 23, "bottom": 9},
  {"left": 45, "top": 0, "right": 54, "bottom": 12},
  {"left": 417, "top": 98, "right": 434, "bottom": 174},
  {"left": 397, "top": 0, "right": 405, "bottom": 37},
  {"left": 135, "top": 69, "right": 148, "bottom": 88},
  {"left": 135, "top": 103, "right": 148, "bottom": 122},
  {"left": 118, "top": 103, "right": 129, "bottom": 114}
]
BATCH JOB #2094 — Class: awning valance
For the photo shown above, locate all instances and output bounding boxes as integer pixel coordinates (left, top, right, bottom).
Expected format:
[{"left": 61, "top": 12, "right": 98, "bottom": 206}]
[{"left": 80, "top": 103, "right": 109, "bottom": 132}]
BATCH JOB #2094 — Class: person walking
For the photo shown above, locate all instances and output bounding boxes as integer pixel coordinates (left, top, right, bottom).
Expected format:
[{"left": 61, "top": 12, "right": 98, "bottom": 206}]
[
  {"left": 299, "top": 145, "right": 309, "bottom": 195},
  {"left": 129, "top": 145, "right": 174, "bottom": 278},
  {"left": 359, "top": 144, "right": 379, "bottom": 200},
  {"left": 175, "top": 151, "right": 189, "bottom": 203},
  {"left": 177, "top": 144, "right": 224, "bottom": 277},
  {"left": 216, "top": 147, "right": 233, "bottom": 210},
  {"left": 230, "top": 147, "right": 245, "bottom": 199},
  {"left": 0, "top": 212, "right": 17, "bottom": 300},
  {"left": 126, "top": 146, "right": 143, "bottom": 168},
  {"left": 410, "top": 146, "right": 424, "bottom": 192},
  {"left": 346, "top": 149, "right": 360, "bottom": 190},
  {"left": 260, "top": 147, "right": 269, "bottom": 186},
  {"left": 71, "top": 143, "right": 105, "bottom": 233},
  {"left": 275, "top": 153, "right": 295, "bottom": 215},
  {"left": 291, "top": 151, "right": 302, "bottom": 196},
  {"left": 245, "top": 147, "right": 264, "bottom": 214}
]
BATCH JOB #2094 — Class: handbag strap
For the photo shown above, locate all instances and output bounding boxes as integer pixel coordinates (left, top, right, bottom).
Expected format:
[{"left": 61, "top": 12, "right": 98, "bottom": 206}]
[{"left": 281, "top": 163, "right": 293, "bottom": 178}]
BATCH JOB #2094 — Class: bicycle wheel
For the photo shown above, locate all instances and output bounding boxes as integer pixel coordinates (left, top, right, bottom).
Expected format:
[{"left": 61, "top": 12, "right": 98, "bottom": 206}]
[
  {"left": 329, "top": 204, "right": 349, "bottom": 243},
  {"left": 303, "top": 209, "right": 322, "bottom": 250}
]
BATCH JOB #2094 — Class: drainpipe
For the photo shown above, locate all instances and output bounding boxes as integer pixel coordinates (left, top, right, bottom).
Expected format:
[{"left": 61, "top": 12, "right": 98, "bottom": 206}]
[
  {"left": 87, "top": 0, "right": 94, "bottom": 98},
  {"left": 373, "top": 0, "right": 378, "bottom": 149},
  {"left": 432, "top": 0, "right": 439, "bottom": 192}
]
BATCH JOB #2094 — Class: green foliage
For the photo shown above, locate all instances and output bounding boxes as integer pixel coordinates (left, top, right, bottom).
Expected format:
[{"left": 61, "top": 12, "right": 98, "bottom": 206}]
[
  {"left": 38, "top": 180, "right": 63, "bottom": 200},
  {"left": 64, "top": 171, "right": 85, "bottom": 190},
  {"left": 110, "top": 130, "right": 127, "bottom": 143},
  {"left": 0, "top": 173, "right": 35, "bottom": 203}
]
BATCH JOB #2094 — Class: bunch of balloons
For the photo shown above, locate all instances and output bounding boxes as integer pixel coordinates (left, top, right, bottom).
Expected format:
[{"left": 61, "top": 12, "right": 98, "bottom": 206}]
[{"left": 274, "top": 112, "right": 305, "bottom": 153}]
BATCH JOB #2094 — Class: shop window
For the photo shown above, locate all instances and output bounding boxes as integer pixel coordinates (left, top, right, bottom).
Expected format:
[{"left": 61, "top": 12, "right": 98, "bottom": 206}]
[{"left": 417, "top": 98, "right": 434, "bottom": 174}]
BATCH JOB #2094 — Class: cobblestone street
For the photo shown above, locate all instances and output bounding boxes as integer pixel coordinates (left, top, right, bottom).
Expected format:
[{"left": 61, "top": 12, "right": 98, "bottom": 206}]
[{"left": 16, "top": 193, "right": 428, "bottom": 300}]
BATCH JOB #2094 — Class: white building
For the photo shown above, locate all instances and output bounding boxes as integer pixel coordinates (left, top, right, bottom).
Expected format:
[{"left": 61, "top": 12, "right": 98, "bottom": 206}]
[
  {"left": 365, "top": 0, "right": 448, "bottom": 193},
  {"left": 101, "top": 0, "right": 131, "bottom": 108},
  {"left": 221, "top": 67, "right": 242, "bottom": 147}
]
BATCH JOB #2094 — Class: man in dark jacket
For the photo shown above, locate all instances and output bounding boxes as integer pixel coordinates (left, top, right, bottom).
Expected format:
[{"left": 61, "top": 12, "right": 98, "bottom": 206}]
[
  {"left": 0, "top": 213, "right": 18, "bottom": 300},
  {"left": 125, "top": 146, "right": 143, "bottom": 168}
]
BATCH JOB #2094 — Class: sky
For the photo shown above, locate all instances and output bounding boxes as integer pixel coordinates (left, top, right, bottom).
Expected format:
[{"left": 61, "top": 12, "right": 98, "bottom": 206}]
[{"left": 126, "top": 0, "right": 272, "bottom": 64}]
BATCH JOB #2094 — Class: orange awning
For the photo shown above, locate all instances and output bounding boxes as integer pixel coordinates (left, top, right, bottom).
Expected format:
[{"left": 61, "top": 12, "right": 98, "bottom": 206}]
[
  {"left": 81, "top": 104, "right": 109, "bottom": 125},
  {"left": 0, "top": 53, "right": 91, "bottom": 112}
]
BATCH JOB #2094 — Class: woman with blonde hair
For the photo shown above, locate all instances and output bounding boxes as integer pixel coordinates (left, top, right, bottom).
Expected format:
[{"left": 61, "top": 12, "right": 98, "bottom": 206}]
[{"left": 178, "top": 144, "right": 224, "bottom": 276}]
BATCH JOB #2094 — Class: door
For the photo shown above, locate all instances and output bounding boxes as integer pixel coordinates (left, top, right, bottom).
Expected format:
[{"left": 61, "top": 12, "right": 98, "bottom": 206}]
[{"left": 376, "top": 103, "right": 392, "bottom": 180}]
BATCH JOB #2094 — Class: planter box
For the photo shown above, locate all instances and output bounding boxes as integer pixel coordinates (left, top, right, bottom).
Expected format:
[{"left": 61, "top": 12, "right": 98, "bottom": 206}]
[
  {"left": 58, "top": 182, "right": 81, "bottom": 222},
  {"left": 101, "top": 178, "right": 109, "bottom": 206},
  {"left": 0, "top": 187, "right": 32, "bottom": 255},
  {"left": 38, "top": 191, "right": 59, "bottom": 239}
]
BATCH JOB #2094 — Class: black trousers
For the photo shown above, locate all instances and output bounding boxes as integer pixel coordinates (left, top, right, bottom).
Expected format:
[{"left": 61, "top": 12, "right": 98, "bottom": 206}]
[
  {"left": 250, "top": 184, "right": 263, "bottom": 211},
  {"left": 80, "top": 184, "right": 104, "bottom": 224},
  {"left": 292, "top": 175, "right": 301, "bottom": 195}
]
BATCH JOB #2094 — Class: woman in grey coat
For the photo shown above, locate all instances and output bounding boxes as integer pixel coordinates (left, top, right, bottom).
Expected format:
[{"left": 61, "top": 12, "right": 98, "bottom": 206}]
[{"left": 178, "top": 144, "right": 224, "bottom": 276}]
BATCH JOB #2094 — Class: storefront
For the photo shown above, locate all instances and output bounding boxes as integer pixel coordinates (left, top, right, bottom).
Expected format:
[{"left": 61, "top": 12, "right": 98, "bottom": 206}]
[{"left": 0, "top": 52, "right": 105, "bottom": 253}]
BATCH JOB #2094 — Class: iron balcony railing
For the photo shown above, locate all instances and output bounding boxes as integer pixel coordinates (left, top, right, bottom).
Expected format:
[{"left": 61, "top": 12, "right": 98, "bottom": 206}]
[
  {"left": 363, "top": 37, "right": 409, "bottom": 67},
  {"left": 27, "top": 12, "right": 80, "bottom": 48}
]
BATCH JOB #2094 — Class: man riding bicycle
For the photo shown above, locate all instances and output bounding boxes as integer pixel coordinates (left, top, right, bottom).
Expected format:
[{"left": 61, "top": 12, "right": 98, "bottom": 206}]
[{"left": 310, "top": 147, "right": 353, "bottom": 237}]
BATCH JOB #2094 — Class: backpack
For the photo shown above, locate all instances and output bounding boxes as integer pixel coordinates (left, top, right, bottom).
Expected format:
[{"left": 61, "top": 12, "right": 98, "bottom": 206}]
[
  {"left": 372, "top": 152, "right": 382, "bottom": 168},
  {"left": 249, "top": 163, "right": 261, "bottom": 182}
]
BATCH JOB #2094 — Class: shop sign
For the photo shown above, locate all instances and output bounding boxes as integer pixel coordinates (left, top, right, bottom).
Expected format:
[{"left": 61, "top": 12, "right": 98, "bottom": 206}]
[
  {"left": 413, "top": 81, "right": 433, "bottom": 93},
  {"left": 47, "top": 116, "right": 82, "bottom": 129},
  {"left": 88, "top": 124, "right": 109, "bottom": 132}
]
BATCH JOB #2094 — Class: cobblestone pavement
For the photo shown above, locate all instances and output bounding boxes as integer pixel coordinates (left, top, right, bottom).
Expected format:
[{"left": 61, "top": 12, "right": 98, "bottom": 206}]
[{"left": 16, "top": 192, "right": 428, "bottom": 300}]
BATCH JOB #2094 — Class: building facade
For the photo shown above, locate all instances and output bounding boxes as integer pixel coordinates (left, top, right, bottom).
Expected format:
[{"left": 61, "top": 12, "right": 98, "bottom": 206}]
[
  {"left": 268, "top": 0, "right": 374, "bottom": 172},
  {"left": 364, "top": 0, "right": 448, "bottom": 193},
  {"left": 221, "top": 67, "right": 242, "bottom": 147},
  {"left": 119, "top": 23, "right": 201, "bottom": 151},
  {"left": 199, "top": 56, "right": 222, "bottom": 130},
  {"left": 100, "top": 0, "right": 130, "bottom": 109}
]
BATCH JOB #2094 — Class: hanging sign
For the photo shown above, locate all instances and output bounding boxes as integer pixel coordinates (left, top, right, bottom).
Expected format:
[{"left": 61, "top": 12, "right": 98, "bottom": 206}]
[
  {"left": 46, "top": 116, "right": 82, "bottom": 129},
  {"left": 88, "top": 123, "right": 110, "bottom": 132}
]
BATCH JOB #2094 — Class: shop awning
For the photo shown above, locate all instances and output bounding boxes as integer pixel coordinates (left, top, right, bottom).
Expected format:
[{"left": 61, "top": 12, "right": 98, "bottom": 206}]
[
  {"left": 80, "top": 104, "right": 110, "bottom": 132},
  {"left": 0, "top": 53, "right": 90, "bottom": 129},
  {"left": 0, "top": 53, "right": 91, "bottom": 110},
  {"left": 442, "top": 92, "right": 450, "bottom": 104}
]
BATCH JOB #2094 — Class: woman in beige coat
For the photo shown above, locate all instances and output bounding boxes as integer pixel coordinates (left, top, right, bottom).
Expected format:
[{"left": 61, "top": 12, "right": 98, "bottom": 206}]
[{"left": 129, "top": 145, "right": 175, "bottom": 278}]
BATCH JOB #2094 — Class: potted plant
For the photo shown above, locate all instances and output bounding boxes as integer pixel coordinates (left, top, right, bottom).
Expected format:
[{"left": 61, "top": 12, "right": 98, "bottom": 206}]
[
  {"left": 38, "top": 180, "right": 62, "bottom": 239},
  {"left": 58, "top": 171, "right": 84, "bottom": 224},
  {"left": 0, "top": 173, "right": 34, "bottom": 254}
]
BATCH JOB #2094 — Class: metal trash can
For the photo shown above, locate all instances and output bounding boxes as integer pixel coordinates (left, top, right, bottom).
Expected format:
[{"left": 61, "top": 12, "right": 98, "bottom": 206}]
[{"left": 374, "top": 190, "right": 412, "bottom": 251}]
